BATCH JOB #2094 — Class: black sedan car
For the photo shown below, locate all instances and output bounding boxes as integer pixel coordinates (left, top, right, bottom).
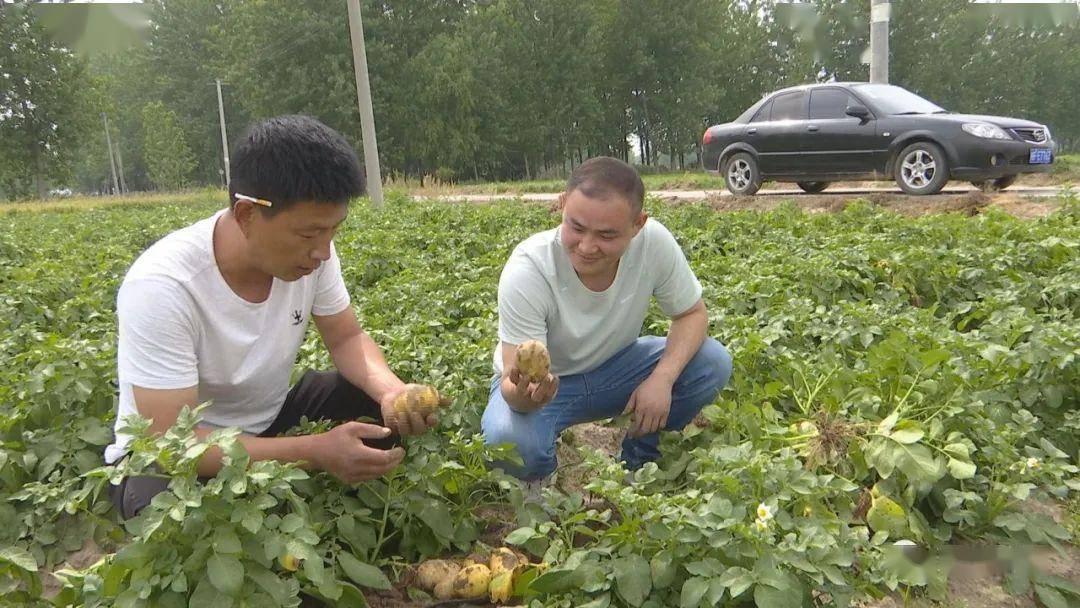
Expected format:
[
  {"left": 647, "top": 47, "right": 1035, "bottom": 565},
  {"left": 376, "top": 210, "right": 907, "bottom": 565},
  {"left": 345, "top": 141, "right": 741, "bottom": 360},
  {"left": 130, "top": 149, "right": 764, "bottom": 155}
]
[{"left": 701, "top": 83, "right": 1056, "bottom": 195}]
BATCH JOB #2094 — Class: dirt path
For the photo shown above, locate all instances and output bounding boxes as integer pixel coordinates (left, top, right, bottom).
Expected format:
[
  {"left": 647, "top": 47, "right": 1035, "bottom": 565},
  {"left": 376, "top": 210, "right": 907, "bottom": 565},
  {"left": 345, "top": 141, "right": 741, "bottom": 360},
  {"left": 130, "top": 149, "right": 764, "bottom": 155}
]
[{"left": 423, "top": 185, "right": 1074, "bottom": 220}]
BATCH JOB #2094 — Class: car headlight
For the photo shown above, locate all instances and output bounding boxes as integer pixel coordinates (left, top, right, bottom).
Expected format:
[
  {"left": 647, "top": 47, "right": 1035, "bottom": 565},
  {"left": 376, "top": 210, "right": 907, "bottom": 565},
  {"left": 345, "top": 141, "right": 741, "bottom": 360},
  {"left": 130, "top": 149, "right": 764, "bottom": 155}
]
[{"left": 961, "top": 123, "right": 1012, "bottom": 140}]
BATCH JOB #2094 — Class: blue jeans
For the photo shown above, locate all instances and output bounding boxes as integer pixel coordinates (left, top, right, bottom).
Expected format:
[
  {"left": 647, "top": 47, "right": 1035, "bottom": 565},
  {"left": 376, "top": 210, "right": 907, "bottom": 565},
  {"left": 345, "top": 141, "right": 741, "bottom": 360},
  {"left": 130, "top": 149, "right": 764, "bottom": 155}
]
[{"left": 481, "top": 336, "right": 733, "bottom": 480}]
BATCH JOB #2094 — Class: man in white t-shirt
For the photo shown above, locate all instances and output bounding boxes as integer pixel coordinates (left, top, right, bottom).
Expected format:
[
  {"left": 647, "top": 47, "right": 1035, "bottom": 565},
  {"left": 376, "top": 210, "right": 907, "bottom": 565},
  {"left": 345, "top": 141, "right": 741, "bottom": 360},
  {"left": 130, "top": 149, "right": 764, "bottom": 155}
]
[
  {"left": 483, "top": 156, "right": 733, "bottom": 482},
  {"left": 105, "top": 115, "right": 438, "bottom": 518}
]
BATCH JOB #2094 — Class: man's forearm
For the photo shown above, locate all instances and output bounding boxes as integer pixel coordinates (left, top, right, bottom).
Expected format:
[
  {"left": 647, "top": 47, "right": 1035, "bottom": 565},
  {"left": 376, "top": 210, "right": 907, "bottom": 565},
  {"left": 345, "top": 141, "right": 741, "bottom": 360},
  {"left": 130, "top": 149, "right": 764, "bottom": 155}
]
[
  {"left": 193, "top": 428, "right": 321, "bottom": 477},
  {"left": 329, "top": 331, "right": 405, "bottom": 407},
  {"left": 651, "top": 304, "right": 708, "bottom": 385}
]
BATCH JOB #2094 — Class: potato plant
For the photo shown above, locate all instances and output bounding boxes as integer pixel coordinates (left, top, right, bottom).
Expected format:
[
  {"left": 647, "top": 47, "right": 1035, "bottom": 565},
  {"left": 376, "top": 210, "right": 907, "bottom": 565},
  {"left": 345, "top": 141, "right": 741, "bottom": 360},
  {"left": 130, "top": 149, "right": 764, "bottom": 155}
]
[{"left": 0, "top": 191, "right": 1077, "bottom": 606}]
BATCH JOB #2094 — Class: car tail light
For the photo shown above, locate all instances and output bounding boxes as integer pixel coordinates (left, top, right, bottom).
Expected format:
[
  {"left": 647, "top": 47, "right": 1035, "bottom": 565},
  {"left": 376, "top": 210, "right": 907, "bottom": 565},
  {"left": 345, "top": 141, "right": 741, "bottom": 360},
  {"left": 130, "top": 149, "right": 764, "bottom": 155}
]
[{"left": 702, "top": 128, "right": 714, "bottom": 146}]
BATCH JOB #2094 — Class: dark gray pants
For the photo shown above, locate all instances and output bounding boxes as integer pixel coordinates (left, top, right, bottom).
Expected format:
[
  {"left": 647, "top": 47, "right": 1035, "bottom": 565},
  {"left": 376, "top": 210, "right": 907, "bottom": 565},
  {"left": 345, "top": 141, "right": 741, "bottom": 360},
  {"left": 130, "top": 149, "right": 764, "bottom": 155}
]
[{"left": 108, "top": 370, "right": 396, "bottom": 519}]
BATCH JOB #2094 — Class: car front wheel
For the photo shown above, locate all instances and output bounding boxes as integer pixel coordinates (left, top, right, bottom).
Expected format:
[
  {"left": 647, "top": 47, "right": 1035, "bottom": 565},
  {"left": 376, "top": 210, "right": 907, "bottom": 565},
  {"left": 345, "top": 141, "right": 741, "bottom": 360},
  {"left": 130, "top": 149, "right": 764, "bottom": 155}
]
[
  {"left": 796, "top": 181, "right": 829, "bottom": 194},
  {"left": 725, "top": 153, "right": 761, "bottom": 195},
  {"left": 894, "top": 142, "right": 949, "bottom": 195},
  {"left": 971, "top": 175, "right": 1017, "bottom": 192}
]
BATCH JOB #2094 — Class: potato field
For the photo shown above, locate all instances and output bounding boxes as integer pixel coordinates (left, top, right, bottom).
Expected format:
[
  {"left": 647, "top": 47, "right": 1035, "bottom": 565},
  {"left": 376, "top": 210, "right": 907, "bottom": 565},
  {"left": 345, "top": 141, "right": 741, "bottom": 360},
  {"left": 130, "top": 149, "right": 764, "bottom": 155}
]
[{"left": 1, "top": 192, "right": 1078, "bottom": 607}]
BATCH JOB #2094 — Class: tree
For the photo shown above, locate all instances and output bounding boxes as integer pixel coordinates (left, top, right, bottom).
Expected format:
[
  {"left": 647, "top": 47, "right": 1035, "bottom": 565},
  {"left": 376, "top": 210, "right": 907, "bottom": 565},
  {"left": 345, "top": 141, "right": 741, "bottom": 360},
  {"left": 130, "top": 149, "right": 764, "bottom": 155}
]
[
  {"left": 141, "top": 101, "right": 195, "bottom": 190},
  {"left": 140, "top": 0, "right": 242, "bottom": 186},
  {"left": 0, "top": 5, "right": 96, "bottom": 200}
]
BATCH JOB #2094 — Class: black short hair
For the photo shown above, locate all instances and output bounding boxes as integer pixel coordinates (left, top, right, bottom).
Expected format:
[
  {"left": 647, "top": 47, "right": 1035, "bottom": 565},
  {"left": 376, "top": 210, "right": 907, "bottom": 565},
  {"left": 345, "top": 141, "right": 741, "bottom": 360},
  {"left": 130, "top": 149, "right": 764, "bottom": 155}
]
[
  {"left": 565, "top": 156, "right": 645, "bottom": 214},
  {"left": 229, "top": 115, "right": 364, "bottom": 214}
]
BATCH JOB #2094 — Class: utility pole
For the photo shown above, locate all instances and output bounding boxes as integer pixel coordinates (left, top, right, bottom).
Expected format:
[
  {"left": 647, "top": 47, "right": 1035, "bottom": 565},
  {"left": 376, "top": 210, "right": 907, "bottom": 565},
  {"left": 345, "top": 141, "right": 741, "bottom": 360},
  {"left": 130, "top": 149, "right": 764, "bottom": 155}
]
[
  {"left": 346, "top": 0, "right": 384, "bottom": 208},
  {"left": 215, "top": 78, "right": 231, "bottom": 187},
  {"left": 101, "top": 112, "right": 120, "bottom": 195},
  {"left": 115, "top": 141, "right": 128, "bottom": 195},
  {"left": 870, "top": 0, "right": 890, "bottom": 83}
]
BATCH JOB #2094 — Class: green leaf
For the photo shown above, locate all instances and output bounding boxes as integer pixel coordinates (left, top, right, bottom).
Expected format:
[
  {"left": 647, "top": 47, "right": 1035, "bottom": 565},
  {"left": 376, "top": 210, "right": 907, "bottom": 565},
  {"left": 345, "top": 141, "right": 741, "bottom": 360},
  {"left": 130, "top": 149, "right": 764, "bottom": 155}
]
[
  {"left": 650, "top": 550, "right": 676, "bottom": 589},
  {"left": 189, "top": 575, "right": 233, "bottom": 608},
  {"left": 716, "top": 567, "right": 754, "bottom": 597},
  {"left": 1038, "top": 438, "right": 1068, "bottom": 460},
  {"left": 680, "top": 576, "right": 708, "bottom": 608},
  {"left": 877, "top": 411, "right": 900, "bottom": 434},
  {"left": 213, "top": 528, "right": 242, "bottom": 554},
  {"left": 944, "top": 443, "right": 970, "bottom": 459},
  {"left": 613, "top": 555, "right": 651, "bottom": 607},
  {"left": 980, "top": 344, "right": 1010, "bottom": 365},
  {"left": 337, "top": 553, "right": 391, "bottom": 590},
  {"left": 528, "top": 569, "right": 579, "bottom": 594},
  {"left": 896, "top": 442, "right": 943, "bottom": 484},
  {"left": 415, "top": 500, "right": 455, "bottom": 540},
  {"left": 1034, "top": 584, "right": 1068, "bottom": 608},
  {"left": 247, "top": 565, "right": 292, "bottom": 605},
  {"left": 947, "top": 458, "right": 977, "bottom": 480},
  {"left": 0, "top": 547, "right": 38, "bottom": 572},
  {"left": 889, "top": 426, "right": 924, "bottom": 444},
  {"left": 755, "top": 581, "right": 803, "bottom": 608},
  {"left": 207, "top": 554, "right": 244, "bottom": 596},
  {"left": 579, "top": 594, "right": 611, "bottom": 608},
  {"left": 867, "top": 495, "right": 908, "bottom": 537},
  {"left": 504, "top": 526, "right": 536, "bottom": 545},
  {"left": 706, "top": 578, "right": 727, "bottom": 604}
]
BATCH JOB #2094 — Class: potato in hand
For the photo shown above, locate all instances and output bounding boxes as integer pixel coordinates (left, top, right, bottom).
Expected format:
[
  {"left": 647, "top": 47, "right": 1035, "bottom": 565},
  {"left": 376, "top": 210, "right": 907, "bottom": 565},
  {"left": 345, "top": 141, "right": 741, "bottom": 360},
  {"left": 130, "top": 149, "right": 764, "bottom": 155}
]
[
  {"left": 391, "top": 383, "right": 451, "bottom": 418},
  {"left": 515, "top": 340, "right": 550, "bottom": 383}
]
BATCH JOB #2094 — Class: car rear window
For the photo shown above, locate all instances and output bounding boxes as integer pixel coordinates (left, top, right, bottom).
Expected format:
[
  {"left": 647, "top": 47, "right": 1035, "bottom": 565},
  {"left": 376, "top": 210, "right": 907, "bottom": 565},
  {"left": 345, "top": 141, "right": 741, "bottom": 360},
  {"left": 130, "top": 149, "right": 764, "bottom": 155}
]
[
  {"left": 770, "top": 91, "right": 807, "bottom": 121},
  {"left": 809, "top": 89, "right": 855, "bottom": 120},
  {"left": 750, "top": 100, "right": 773, "bottom": 123}
]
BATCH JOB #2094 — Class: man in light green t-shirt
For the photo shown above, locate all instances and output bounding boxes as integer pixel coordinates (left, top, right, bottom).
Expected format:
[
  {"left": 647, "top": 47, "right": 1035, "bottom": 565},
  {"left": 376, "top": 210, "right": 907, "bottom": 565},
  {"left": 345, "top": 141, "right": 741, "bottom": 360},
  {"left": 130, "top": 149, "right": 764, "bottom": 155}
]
[{"left": 482, "top": 156, "right": 733, "bottom": 481}]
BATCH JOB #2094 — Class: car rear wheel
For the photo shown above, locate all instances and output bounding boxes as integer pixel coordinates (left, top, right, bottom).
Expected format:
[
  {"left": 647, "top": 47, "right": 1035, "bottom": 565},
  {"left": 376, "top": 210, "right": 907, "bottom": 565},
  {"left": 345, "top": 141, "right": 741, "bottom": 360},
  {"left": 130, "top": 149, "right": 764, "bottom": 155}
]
[
  {"left": 796, "top": 181, "right": 829, "bottom": 194},
  {"left": 724, "top": 153, "right": 761, "bottom": 195},
  {"left": 895, "top": 142, "right": 949, "bottom": 195},
  {"left": 970, "top": 175, "right": 1017, "bottom": 192}
]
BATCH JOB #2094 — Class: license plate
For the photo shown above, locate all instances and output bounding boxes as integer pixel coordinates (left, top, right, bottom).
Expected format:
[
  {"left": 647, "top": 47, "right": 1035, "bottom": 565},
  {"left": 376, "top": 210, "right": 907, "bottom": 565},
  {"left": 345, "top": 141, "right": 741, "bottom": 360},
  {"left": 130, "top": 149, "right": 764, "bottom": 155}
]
[{"left": 1029, "top": 148, "right": 1052, "bottom": 164}]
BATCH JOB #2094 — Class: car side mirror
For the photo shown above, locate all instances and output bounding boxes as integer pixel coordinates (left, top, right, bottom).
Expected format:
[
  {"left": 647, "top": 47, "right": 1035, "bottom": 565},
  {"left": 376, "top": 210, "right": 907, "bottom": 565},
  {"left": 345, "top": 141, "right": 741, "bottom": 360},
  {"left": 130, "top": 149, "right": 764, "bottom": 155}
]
[{"left": 846, "top": 104, "right": 871, "bottom": 120}]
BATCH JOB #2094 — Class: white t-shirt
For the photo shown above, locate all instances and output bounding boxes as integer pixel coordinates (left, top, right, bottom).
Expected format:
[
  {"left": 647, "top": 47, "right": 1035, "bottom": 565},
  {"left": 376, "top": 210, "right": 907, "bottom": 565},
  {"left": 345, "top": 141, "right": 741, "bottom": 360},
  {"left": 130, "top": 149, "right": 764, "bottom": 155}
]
[
  {"left": 493, "top": 218, "right": 702, "bottom": 377},
  {"left": 104, "top": 209, "right": 351, "bottom": 463}
]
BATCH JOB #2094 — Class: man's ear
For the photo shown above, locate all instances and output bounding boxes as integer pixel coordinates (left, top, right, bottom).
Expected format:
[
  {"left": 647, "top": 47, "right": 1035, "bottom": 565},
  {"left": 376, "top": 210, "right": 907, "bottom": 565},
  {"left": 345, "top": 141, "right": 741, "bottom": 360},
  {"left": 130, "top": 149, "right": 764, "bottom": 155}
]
[
  {"left": 557, "top": 192, "right": 567, "bottom": 211},
  {"left": 634, "top": 211, "right": 648, "bottom": 230},
  {"left": 233, "top": 199, "right": 256, "bottom": 237}
]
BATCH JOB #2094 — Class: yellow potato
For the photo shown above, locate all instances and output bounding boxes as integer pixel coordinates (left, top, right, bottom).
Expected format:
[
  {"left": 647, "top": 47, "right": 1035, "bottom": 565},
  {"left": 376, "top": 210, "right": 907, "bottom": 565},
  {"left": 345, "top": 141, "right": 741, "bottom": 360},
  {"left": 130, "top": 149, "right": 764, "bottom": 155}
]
[
  {"left": 416, "top": 559, "right": 460, "bottom": 591},
  {"left": 392, "top": 383, "right": 448, "bottom": 418},
  {"left": 433, "top": 576, "right": 455, "bottom": 600},
  {"left": 452, "top": 563, "right": 492, "bottom": 599},
  {"left": 488, "top": 570, "right": 514, "bottom": 603},
  {"left": 515, "top": 340, "right": 550, "bottom": 383},
  {"left": 279, "top": 553, "right": 300, "bottom": 572},
  {"left": 488, "top": 547, "right": 522, "bottom": 578}
]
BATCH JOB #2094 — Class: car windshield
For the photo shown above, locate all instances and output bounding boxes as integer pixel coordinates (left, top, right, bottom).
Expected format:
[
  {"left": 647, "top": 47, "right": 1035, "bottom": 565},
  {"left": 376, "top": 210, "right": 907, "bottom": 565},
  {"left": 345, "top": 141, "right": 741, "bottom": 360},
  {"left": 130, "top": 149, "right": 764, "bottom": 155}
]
[{"left": 853, "top": 84, "right": 946, "bottom": 115}]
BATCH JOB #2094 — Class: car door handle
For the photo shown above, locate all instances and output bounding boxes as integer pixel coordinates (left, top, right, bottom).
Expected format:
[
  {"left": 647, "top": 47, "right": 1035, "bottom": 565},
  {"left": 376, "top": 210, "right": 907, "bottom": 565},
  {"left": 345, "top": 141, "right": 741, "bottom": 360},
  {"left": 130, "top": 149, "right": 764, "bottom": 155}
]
[
  {"left": 807, "top": 125, "right": 819, "bottom": 132},
  {"left": 747, "top": 128, "right": 758, "bottom": 135}
]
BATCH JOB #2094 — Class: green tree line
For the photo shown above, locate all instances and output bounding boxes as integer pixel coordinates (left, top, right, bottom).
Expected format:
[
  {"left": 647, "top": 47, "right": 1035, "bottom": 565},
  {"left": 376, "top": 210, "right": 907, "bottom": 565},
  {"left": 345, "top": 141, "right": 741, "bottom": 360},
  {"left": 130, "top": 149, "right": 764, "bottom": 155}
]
[{"left": 1, "top": 0, "right": 1078, "bottom": 199}]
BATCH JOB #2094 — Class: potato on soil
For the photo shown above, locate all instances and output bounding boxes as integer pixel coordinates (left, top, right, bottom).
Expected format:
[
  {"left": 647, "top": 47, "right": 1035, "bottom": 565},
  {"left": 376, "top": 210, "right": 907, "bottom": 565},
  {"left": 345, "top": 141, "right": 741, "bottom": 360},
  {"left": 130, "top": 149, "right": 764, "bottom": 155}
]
[
  {"left": 279, "top": 553, "right": 300, "bottom": 572},
  {"left": 452, "top": 563, "right": 492, "bottom": 599},
  {"left": 515, "top": 340, "right": 550, "bottom": 382},
  {"left": 433, "top": 576, "right": 455, "bottom": 600},
  {"left": 416, "top": 559, "right": 460, "bottom": 591},
  {"left": 488, "top": 570, "right": 514, "bottom": 603},
  {"left": 462, "top": 551, "right": 487, "bottom": 567},
  {"left": 488, "top": 547, "right": 523, "bottom": 577},
  {"left": 392, "top": 383, "right": 449, "bottom": 417}
]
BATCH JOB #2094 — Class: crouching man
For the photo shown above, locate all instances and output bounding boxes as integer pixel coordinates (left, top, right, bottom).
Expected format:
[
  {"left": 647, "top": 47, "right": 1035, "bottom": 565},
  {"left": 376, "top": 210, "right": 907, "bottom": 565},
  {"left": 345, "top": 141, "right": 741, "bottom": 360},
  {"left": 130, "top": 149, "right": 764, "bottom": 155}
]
[
  {"left": 104, "top": 115, "right": 437, "bottom": 518},
  {"left": 482, "top": 156, "right": 733, "bottom": 485}
]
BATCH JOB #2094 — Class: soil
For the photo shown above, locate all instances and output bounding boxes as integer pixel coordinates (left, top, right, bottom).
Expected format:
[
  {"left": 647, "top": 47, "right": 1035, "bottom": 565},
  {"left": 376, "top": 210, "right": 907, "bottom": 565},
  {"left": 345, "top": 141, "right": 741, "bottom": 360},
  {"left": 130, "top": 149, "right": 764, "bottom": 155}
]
[
  {"left": 861, "top": 501, "right": 1080, "bottom": 608},
  {"left": 701, "top": 189, "right": 1064, "bottom": 219}
]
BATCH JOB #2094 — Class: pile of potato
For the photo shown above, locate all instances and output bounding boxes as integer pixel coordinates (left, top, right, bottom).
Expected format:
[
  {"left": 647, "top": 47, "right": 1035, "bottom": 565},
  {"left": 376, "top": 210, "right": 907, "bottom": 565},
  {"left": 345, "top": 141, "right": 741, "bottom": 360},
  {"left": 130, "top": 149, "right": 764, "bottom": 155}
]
[{"left": 414, "top": 547, "right": 543, "bottom": 603}]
